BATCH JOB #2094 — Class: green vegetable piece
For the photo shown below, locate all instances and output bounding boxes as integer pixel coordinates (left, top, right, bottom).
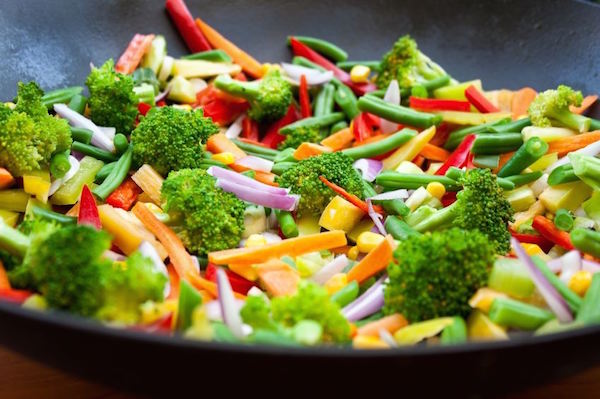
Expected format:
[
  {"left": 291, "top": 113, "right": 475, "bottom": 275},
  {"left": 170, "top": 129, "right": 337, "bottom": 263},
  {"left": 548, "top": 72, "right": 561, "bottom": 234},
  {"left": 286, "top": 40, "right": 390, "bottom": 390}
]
[
  {"left": 280, "top": 113, "right": 345, "bottom": 135},
  {"left": 472, "top": 154, "right": 500, "bottom": 169},
  {"left": 41, "top": 86, "right": 83, "bottom": 109},
  {"left": 291, "top": 320, "right": 323, "bottom": 346},
  {"left": 342, "top": 129, "right": 417, "bottom": 160},
  {"left": 394, "top": 317, "right": 454, "bottom": 345},
  {"left": 51, "top": 156, "right": 104, "bottom": 205},
  {"left": 274, "top": 210, "right": 299, "bottom": 238},
  {"left": 93, "top": 146, "right": 133, "bottom": 201},
  {"left": 576, "top": 273, "right": 600, "bottom": 325},
  {"left": 113, "top": 133, "right": 129, "bottom": 155},
  {"left": 571, "top": 228, "right": 600, "bottom": 259},
  {"left": 488, "top": 257, "right": 534, "bottom": 299},
  {"left": 288, "top": 36, "right": 348, "bottom": 62},
  {"left": 330, "top": 120, "right": 349, "bottom": 135},
  {"left": 375, "top": 171, "right": 460, "bottom": 191},
  {"left": 488, "top": 297, "right": 554, "bottom": 330},
  {"left": 67, "top": 94, "right": 88, "bottom": 115},
  {"left": 497, "top": 137, "right": 548, "bottom": 177},
  {"left": 554, "top": 208, "right": 575, "bottom": 231},
  {"left": 440, "top": 316, "right": 468, "bottom": 345},
  {"left": 548, "top": 164, "right": 579, "bottom": 186},
  {"left": 444, "top": 118, "right": 511, "bottom": 150},
  {"left": 333, "top": 82, "right": 359, "bottom": 120},
  {"left": 504, "top": 171, "right": 543, "bottom": 188},
  {"left": 176, "top": 279, "right": 203, "bottom": 331},
  {"left": 330, "top": 280, "right": 359, "bottom": 307},
  {"left": 384, "top": 216, "right": 421, "bottom": 241},
  {"left": 569, "top": 153, "right": 600, "bottom": 191},
  {"left": 273, "top": 147, "right": 297, "bottom": 164},
  {"left": 30, "top": 206, "right": 76, "bottom": 226},
  {"left": 141, "top": 35, "right": 167, "bottom": 74},
  {"left": 313, "top": 83, "right": 336, "bottom": 117},
  {"left": 70, "top": 127, "right": 93, "bottom": 145},
  {"left": 182, "top": 49, "right": 232, "bottom": 63},
  {"left": 50, "top": 152, "right": 71, "bottom": 179},
  {"left": 531, "top": 256, "right": 582, "bottom": 312},
  {"left": 528, "top": 85, "right": 590, "bottom": 132},
  {"left": 357, "top": 95, "right": 442, "bottom": 129},
  {"left": 71, "top": 141, "right": 118, "bottom": 163},
  {"left": 471, "top": 133, "right": 523, "bottom": 155}
]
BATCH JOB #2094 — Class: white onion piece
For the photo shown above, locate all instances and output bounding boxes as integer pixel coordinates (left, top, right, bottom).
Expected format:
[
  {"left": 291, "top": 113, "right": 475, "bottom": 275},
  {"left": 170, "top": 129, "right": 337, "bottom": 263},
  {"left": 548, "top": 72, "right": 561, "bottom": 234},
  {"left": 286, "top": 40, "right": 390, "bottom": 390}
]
[
  {"left": 216, "top": 179, "right": 299, "bottom": 211},
  {"left": 99, "top": 126, "right": 116, "bottom": 140},
  {"left": 558, "top": 250, "right": 582, "bottom": 284},
  {"left": 236, "top": 155, "right": 274, "bottom": 173},
  {"left": 190, "top": 256, "right": 201, "bottom": 274},
  {"left": 546, "top": 140, "right": 600, "bottom": 173},
  {"left": 368, "top": 189, "right": 410, "bottom": 201},
  {"left": 530, "top": 174, "right": 549, "bottom": 197},
  {"left": 261, "top": 231, "right": 283, "bottom": 244},
  {"left": 224, "top": 113, "right": 245, "bottom": 139},
  {"left": 380, "top": 80, "right": 401, "bottom": 134},
  {"left": 103, "top": 250, "right": 126, "bottom": 261},
  {"left": 547, "top": 258, "right": 563, "bottom": 273},
  {"left": 48, "top": 156, "right": 80, "bottom": 196},
  {"left": 138, "top": 241, "right": 170, "bottom": 298},
  {"left": 247, "top": 286, "right": 266, "bottom": 297},
  {"left": 583, "top": 259, "right": 600, "bottom": 274},
  {"left": 311, "top": 255, "right": 349, "bottom": 285},
  {"left": 205, "top": 298, "right": 245, "bottom": 321},
  {"left": 511, "top": 238, "right": 573, "bottom": 322},
  {"left": 217, "top": 268, "right": 245, "bottom": 338},
  {"left": 54, "top": 104, "right": 115, "bottom": 152},
  {"left": 353, "top": 158, "right": 383, "bottom": 182},
  {"left": 281, "top": 63, "right": 334, "bottom": 85},
  {"left": 188, "top": 78, "right": 207, "bottom": 94},
  {"left": 366, "top": 199, "right": 387, "bottom": 235},
  {"left": 207, "top": 166, "right": 289, "bottom": 195},
  {"left": 379, "top": 328, "right": 398, "bottom": 348}
]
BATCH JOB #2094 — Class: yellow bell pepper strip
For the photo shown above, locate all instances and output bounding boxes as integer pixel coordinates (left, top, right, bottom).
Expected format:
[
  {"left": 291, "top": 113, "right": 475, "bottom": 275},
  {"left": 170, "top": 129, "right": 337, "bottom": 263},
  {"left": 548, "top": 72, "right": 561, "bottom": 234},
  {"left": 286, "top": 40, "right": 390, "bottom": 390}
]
[
  {"left": 318, "top": 196, "right": 365, "bottom": 232},
  {"left": 382, "top": 126, "right": 436, "bottom": 170},
  {"left": 131, "top": 164, "right": 164, "bottom": 206},
  {"left": 433, "top": 80, "right": 483, "bottom": 101},
  {"left": 469, "top": 288, "right": 508, "bottom": 313},
  {"left": 0, "top": 190, "right": 30, "bottom": 212},
  {"left": 319, "top": 175, "right": 384, "bottom": 215},
  {"left": 394, "top": 317, "right": 454, "bottom": 345},
  {"left": 347, "top": 235, "right": 396, "bottom": 284},
  {"left": 22, "top": 170, "right": 51, "bottom": 203},
  {"left": 433, "top": 110, "right": 511, "bottom": 125},
  {"left": 172, "top": 59, "right": 242, "bottom": 78},
  {"left": 467, "top": 311, "right": 508, "bottom": 341}
]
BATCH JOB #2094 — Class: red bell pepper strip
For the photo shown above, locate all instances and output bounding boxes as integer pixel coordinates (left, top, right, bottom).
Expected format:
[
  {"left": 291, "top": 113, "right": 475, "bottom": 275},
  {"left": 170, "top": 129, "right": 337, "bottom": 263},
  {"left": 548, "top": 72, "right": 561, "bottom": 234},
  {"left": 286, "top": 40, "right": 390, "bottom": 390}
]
[
  {"left": 201, "top": 98, "right": 248, "bottom": 126},
  {"left": 156, "top": 100, "right": 167, "bottom": 107},
  {"left": 262, "top": 105, "right": 298, "bottom": 149},
  {"left": 441, "top": 191, "right": 457, "bottom": 207},
  {"left": 0, "top": 288, "right": 32, "bottom": 304},
  {"left": 78, "top": 185, "right": 101, "bottom": 230},
  {"left": 465, "top": 85, "right": 500, "bottom": 113},
  {"left": 115, "top": 34, "right": 155, "bottom": 75},
  {"left": 205, "top": 263, "right": 256, "bottom": 295},
  {"left": 138, "top": 102, "right": 152, "bottom": 117},
  {"left": 532, "top": 215, "right": 574, "bottom": 251},
  {"left": 510, "top": 229, "right": 554, "bottom": 253},
  {"left": 465, "top": 152, "right": 476, "bottom": 169},
  {"left": 241, "top": 116, "right": 260, "bottom": 141},
  {"left": 299, "top": 74, "right": 312, "bottom": 118},
  {"left": 165, "top": 0, "right": 211, "bottom": 52},
  {"left": 289, "top": 37, "right": 376, "bottom": 96},
  {"left": 106, "top": 178, "right": 142, "bottom": 211},
  {"left": 409, "top": 96, "right": 471, "bottom": 112},
  {"left": 352, "top": 112, "right": 375, "bottom": 142},
  {"left": 364, "top": 113, "right": 381, "bottom": 128},
  {"left": 132, "top": 312, "right": 173, "bottom": 334},
  {"left": 435, "top": 134, "right": 477, "bottom": 176},
  {"left": 430, "top": 122, "right": 450, "bottom": 146}
]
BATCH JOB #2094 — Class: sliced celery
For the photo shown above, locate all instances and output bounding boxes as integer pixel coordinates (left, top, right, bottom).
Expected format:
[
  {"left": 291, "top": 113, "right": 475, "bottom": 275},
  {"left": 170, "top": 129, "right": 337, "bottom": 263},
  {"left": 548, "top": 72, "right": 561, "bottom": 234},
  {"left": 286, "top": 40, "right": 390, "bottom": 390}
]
[
  {"left": 51, "top": 156, "right": 104, "bottom": 205},
  {"left": 0, "top": 189, "right": 30, "bottom": 212},
  {"left": 488, "top": 257, "right": 535, "bottom": 299}
]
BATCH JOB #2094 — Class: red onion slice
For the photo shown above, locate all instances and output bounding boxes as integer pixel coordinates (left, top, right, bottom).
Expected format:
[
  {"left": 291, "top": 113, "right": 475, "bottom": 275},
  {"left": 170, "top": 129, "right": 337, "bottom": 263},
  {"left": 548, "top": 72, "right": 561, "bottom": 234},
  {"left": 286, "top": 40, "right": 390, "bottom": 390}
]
[
  {"left": 367, "top": 199, "right": 387, "bottom": 235},
  {"left": 353, "top": 158, "right": 383, "bottom": 182},
  {"left": 368, "top": 189, "right": 409, "bottom": 201},
  {"left": 207, "top": 166, "right": 289, "bottom": 196},
  {"left": 217, "top": 268, "right": 245, "bottom": 338},
  {"left": 511, "top": 238, "right": 573, "bottom": 323},
  {"left": 236, "top": 155, "right": 274, "bottom": 173},
  {"left": 224, "top": 113, "right": 245, "bottom": 139},
  {"left": 380, "top": 80, "right": 401, "bottom": 134},
  {"left": 342, "top": 276, "right": 386, "bottom": 322},
  {"left": 54, "top": 104, "right": 115, "bottom": 152},
  {"left": 138, "top": 241, "right": 171, "bottom": 298},
  {"left": 311, "top": 255, "right": 349, "bottom": 285},
  {"left": 216, "top": 179, "right": 299, "bottom": 211},
  {"left": 154, "top": 87, "right": 171, "bottom": 103}
]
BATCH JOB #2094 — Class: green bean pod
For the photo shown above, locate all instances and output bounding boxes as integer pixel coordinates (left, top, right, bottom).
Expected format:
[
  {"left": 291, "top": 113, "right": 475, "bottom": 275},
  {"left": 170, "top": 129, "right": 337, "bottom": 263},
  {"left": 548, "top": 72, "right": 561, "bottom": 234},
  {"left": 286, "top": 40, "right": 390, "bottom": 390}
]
[
  {"left": 331, "top": 281, "right": 359, "bottom": 307},
  {"left": 472, "top": 154, "right": 500, "bottom": 169},
  {"left": 67, "top": 94, "right": 88, "bottom": 115},
  {"left": 577, "top": 273, "right": 600, "bottom": 325},
  {"left": 274, "top": 209, "right": 299, "bottom": 238},
  {"left": 440, "top": 317, "right": 468, "bottom": 345},
  {"left": 271, "top": 162, "right": 296, "bottom": 175},
  {"left": 571, "top": 228, "right": 600, "bottom": 259},
  {"left": 489, "top": 117, "right": 531, "bottom": 133},
  {"left": 95, "top": 161, "right": 117, "bottom": 183},
  {"left": 548, "top": 164, "right": 579, "bottom": 186},
  {"left": 313, "top": 83, "right": 336, "bottom": 117},
  {"left": 376, "top": 172, "right": 460, "bottom": 191},
  {"left": 444, "top": 118, "right": 511, "bottom": 150},
  {"left": 337, "top": 60, "right": 381, "bottom": 72},
  {"left": 50, "top": 152, "right": 71, "bottom": 179},
  {"left": 71, "top": 141, "right": 118, "bottom": 163},
  {"left": 498, "top": 137, "right": 548, "bottom": 177},
  {"left": 330, "top": 120, "right": 349, "bottom": 134},
  {"left": 291, "top": 56, "right": 327, "bottom": 72},
  {"left": 31, "top": 206, "right": 76, "bottom": 225},
  {"left": 41, "top": 86, "right": 83, "bottom": 109},
  {"left": 470, "top": 133, "right": 524, "bottom": 155},
  {"left": 288, "top": 36, "right": 348, "bottom": 62},
  {"left": 488, "top": 297, "right": 553, "bottom": 331},
  {"left": 384, "top": 216, "right": 420, "bottom": 241},
  {"left": 333, "top": 83, "right": 359, "bottom": 120},
  {"left": 554, "top": 209, "right": 574, "bottom": 231},
  {"left": 181, "top": 49, "right": 233, "bottom": 63},
  {"left": 92, "top": 146, "right": 133, "bottom": 200},
  {"left": 341, "top": 129, "right": 417, "bottom": 160},
  {"left": 280, "top": 113, "right": 345, "bottom": 134},
  {"left": 357, "top": 95, "right": 442, "bottom": 129},
  {"left": 70, "top": 127, "right": 94, "bottom": 145},
  {"left": 504, "top": 171, "right": 543, "bottom": 187},
  {"left": 113, "top": 133, "right": 130, "bottom": 155}
]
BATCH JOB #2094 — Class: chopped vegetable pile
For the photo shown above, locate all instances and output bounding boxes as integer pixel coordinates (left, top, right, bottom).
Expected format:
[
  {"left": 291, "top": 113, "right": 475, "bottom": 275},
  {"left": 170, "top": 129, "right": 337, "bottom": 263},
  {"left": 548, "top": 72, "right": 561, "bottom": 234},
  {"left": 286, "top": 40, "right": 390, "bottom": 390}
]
[{"left": 1, "top": 0, "right": 600, "bottom": 349}]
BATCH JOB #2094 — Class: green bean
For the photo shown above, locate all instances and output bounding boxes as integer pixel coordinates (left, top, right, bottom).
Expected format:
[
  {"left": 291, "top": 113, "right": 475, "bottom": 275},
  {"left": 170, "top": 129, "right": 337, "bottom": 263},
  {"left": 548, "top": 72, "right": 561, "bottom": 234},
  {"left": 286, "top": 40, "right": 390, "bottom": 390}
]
[
  {"left": 576, "top": 272, "right": 600, "bottom": 325},
  {"left": 280, "top": 113, "right": 345, "bottom": 135},
  {"left": 288, "top": 35, "right": 348, "bottom": 62},
  {"left": 249, "top": 329, "right": 300, "bottom": 346},
  {"left": 489, "top": 117, "right": 531, "bottom": 133},
  {"left": 95, "top": 161, "right": 117, "bottom": 183},
  {"left": 291, "top": 56, "right": 327, "bottom": 72},
  {"left": 384, "top": 216, "right": 421, "bottom": 241},
  {"left": 113, "top": 133, "right": 129, "bottom": 155},
  {"left": 381, "top": 199, "right": 410, "bottom": 217},
  {"left": 71, "top": 141, "right": 118, "bottom": 163},
  {"left": 532, "top": 256, "right": 582, "bottom": 312},
  {"left": 274, "top": 209, "right": 299, "bottom": 238},
  {"left": 548, "top": 164, "right": 579, "bottom": 186},
  {"left": 504, "top": 171, "right": 543, "bottom": 187},
  {"left": 333, "top": 83, "right": 359, "bottom": 120},
  {"left": 496, "top": 177, "right": 516, "bottom": 191},
  {"left": 399, "top": 76, "right": 452, "bottom": 98},
  {"left": 197, "top": 159, "right": 228, "bottom": 169},
  {"left": 590, "top": 118, "right": 600, "bottom": 131},
  {"left": 67, "top": 94, "right": 88, "bottom": 115},
  {"left": 273, "top": 148, "right": 296, "bottom": 164},
  {"left": 498, "top": 137, "right": 548, "bottom": 177},
  {"left": 331, "top": 280, "right": 359, "bottom": 307},
  {"left": 470, "top": 133, "right": 523, "bottom": 155},
  {"left": 336, "top": 60, "right": 381, "bottom": 72},
  {"left": 50, "top": 152, "right": 71, "bottom": 179},
  {"left": 70, "top": 127, "right": 93, "bottom": 145},
  {"left": 313, "top": 83, "right": 336, "bottom": 117},
  {"left": 31, "top": 206, "right": 76, "bottom": 225},
  {"left": 440, "top": 317, "right": 468, "bottom": 345},
  {"left": 357, "top": 95, "right": 442, "bottom": 129},
  {"left": 341, "top": 129, "right": 417, "bottom": 160},
  {"left": 232, "top": 139, "right": 280, "bottom": 158},
  {"left": 272, "top": 162, "right": 296, "bottom": 175},
  {"left": 181, "top": 49, "right": 232, "bottom": 63},
  {"left": 444, "top": 167, "right": 464, "bottom": 182},
  {"left": 411, "top": 85, "right": 428, "bottom": 98},
  {"left": 330, "top": 120, "right": 348, "bottom": 135},
  {"left": 241, "top": 170, "right": 256, "bottom": 179},
  {"left": 376, "top": 172, "right": 460, "bottom": 191},
  {"left": 92, "top": 146, "right": 133, "bottom": 200},
  {"left": 571, "top": 228, "right": 600, "bottom": 259},
  {"left": 488, "top": 297, "right": 553, "bottom": 331},
  {"left": 41, "top": 86, "right": 83, "bottom": 109},
  {"left": 554, "top": 209, "right": 574, "bottom": 231},
  {"left": 472, "top": 154, "right": 500, "bottom": 169},
  {"left": 444, "top": 118, "right": 511, "bottom": 150}
]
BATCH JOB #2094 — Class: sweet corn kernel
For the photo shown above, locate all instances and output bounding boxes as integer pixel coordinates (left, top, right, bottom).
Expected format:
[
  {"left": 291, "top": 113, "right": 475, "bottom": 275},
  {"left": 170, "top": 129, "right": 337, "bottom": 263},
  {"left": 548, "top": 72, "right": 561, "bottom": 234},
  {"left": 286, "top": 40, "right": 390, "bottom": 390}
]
[
  {"left": 522, "top": 243, "right": 544, "bottom": 256},
  {"left": 569, "top": 270, "right": 592, "bottom": 297},
  {"left": 262, "top": 63, "right": 281, "bottom": 74},
  {"left": 245, "top": 234, "right": 267, "bottom": 248},
  {"left": 347, "top": 246, "right": 360, "bottom": 260},
  {"left": 350, "top": 65, "right": 371, "bottom": 83},
  {"left": 324, "top": 273, "right": 347, "bottom": 295},
  {"left": 357, "top": 231, "right": 385, "bottom": 253},
  {"left": 426, "top": 181, "right": 446, "bottom": 199},
  {"left": 352, "top": 334, "right": 389, "bottom": 349},
  {"left": 212, "top": 152, "right": 236, "bottom": 165}
]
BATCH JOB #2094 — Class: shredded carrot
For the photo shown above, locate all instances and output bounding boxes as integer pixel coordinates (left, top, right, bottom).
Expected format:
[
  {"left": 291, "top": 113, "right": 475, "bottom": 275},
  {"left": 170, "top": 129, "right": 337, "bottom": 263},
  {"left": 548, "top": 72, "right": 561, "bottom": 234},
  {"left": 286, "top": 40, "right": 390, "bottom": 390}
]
[
  {"left": 319, "top": 175, "right": 384, "bottom": 215},
  {"left": 570, "top": 95, "right": 598, "bottom": 115},
  {"left": 195, "top": 18, "right": 264, "bottom": 78},
  {"left": 293, "top": 142, "right": 332, "bottom": 160},
  {"left": 546, "top": 131, "right": 600, "bottom": 157},
  {"left": 356, "top": 314, "right": 408, "bottom": 337},
  {"left": 206, "top": 133, "right": 247, "bottom": 160},
  {"left": 208, "top": 230, "right": 347, "bottom": 265},
  {"left": 115, "top": 34, "right": 155, "bottom": 74},
  {"left": 0, "top": 168, "right": 14, "bottom": 189},
  {"left": 511, "top": 87, "right": 537, "bottom": 120},
  {"left": 255, "top": 259, "right": 300, "bottom": 297},
  {"left": 347, "top": 235, "right": 395, "bottom": 283},
  {"left": 228, "top": 163, "right": 279, "bottom": 187},
  {"left": 186, "top": 271, "right": 246, "bottom": 299},
  {"left": 132, "top": 202, "right": 198, "bottom": 279},
  {"left": 412, "top": 155, "right": 425, "bottom": 167},
  {"left": 0, "top": 261, "right": 11, "bottom": 290},
  {"left": 321, "top": 127, "right": 354, "bottom": 151},
  {"left": 420, "top": 143, "right": 451, "bottom": 162},
  {"left": 166, "top": 264, "right": 180, "bottom": 301}
]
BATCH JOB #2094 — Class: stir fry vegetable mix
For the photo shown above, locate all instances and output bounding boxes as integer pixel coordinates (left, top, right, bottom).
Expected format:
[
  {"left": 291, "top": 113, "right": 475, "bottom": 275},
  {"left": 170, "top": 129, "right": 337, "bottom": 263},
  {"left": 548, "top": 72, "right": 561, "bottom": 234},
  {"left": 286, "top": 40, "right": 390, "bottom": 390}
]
[{"left": 1, "top": 0, "right": 600, "bottom": 349}]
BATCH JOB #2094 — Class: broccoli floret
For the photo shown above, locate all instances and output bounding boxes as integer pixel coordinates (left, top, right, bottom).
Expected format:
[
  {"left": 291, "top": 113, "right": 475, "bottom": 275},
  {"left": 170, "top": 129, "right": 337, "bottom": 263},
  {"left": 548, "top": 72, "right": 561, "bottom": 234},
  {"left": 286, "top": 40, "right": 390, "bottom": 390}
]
[
  {"left": 213, "top": 69, "right": 292, "bottom": 123},
  {"left": 161, "top": 168, "right": 246, "bottom": 255},
  {"left": 376, "top": 35, "right": 448, "bottom": 90},
  {"left": 240, "top": 282, "right": 351, "bottom": 344},
  {"left": 0, "top": 82, "right": 71, "bottom": 176},
  {"left": 384, "top": 228, "right": 495, "bottom": 322},
  {"left": 277, "top": 125, "right": 324, "bottom": 150},
  {"left": 131, "top": 106, "right": 219, "bottom": 176},
  {"left": 528, "top": 85, "right": 591, "bottom": 132},
  {"left": 86, "top": 59, "right": 139, "bottom": 134},
  {"left": 276, "top": 152, "right": 364, "bottom": 217},
  {"left": 96, "top": 251, "right": 166, "bottom": 324}
]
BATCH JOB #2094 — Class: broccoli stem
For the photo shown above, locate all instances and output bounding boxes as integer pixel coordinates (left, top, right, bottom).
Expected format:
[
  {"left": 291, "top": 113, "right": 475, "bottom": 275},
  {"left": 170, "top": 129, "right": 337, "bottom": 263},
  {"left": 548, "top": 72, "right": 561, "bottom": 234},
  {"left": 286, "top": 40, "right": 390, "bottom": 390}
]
[
  {"left": 412, "top": 202, "right": 457, "bottom": 232},
  {"left": 214, "top": 75, "right": 260, "bottom": 100},
  {"left": 0, "top": 220, "right": 30, "bottom": 257},
  {"left": 550, "top": 109, "right": 591, "bottom": 133}
]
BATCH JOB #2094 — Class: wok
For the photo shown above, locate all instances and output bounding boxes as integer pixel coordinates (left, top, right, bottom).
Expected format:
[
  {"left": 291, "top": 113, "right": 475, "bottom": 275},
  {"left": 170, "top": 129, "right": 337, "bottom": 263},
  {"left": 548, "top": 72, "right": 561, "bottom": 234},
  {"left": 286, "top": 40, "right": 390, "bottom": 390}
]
[{"left": 0, "top": 0, "right": 599, "bottom": 396}]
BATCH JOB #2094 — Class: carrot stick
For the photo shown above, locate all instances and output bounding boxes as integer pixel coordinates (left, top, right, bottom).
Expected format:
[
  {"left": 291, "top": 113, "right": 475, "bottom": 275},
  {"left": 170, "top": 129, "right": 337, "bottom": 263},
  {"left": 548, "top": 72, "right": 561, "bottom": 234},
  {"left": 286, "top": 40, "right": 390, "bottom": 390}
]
[
  {"left": 420, "top": 143, "right": 451, "bottom": 162},
  {"left": 208, "top": 230, "right": 347, "bottom": 265},
  {"left": 570, "top": 95, "right": 598, "bottom": 115},
  {"left": 546, "top": 131, "right": 600, "bottom": 157},
  {"left": 356, "top": 314, "right": 408, "bottom": 337},
  {"left": 195, "top": 18, "right": 264, "bottom": 78},
  {"left": 319, "top": 175, "right": 383, "bottom": 215},
  {"left": 132, "top": 202, "right": 198, "bottom": 278},
  {"left": 495, "top": 151, "right": 515, "bottom": 173},
  {"left": 293, "top": 142, "right": 332, "bottom": 160},
  {"left": 0, "top": 261, "right": 11, "bottom": 290},
  {"left": 255, "top": 259, "right": 300, "bottom": 297},
  {"left": 206, "top": 133, "right": 247, "bottom": 160},
  {"left": 166, "top": 264, "right": 180, "bottom": 300},
  {"left": 347, "top": 235, "right": 395, "bottom": 283},
  {"left": 511, "top": 87, "right": 537, "bottom": 120},
  {"left": 412, "top": 155, "right": 425, "bottom": 168},
  {"left": 228, "top": 164, "right": 279, "bottom": 186},
  {"left": 115, "top": 34, "right": 155, "bottom": 74},
  {"left": 186, "top": 271, "right": 246, "bottom": 299},
  {"left": 0, "top": 168, "right": 14, "bottom": 189},
  {"left": 321, "top": 127, "right": 354, "bottom": 151}
]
